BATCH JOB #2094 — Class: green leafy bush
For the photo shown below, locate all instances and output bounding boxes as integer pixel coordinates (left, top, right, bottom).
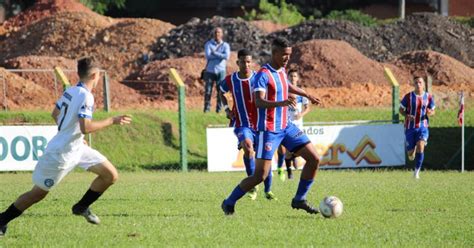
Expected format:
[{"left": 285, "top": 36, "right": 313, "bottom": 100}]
[
  {"left": 242, "top": 0, "right": 308, "bottom": 26},
  {"left": 326, "top": 9, "right": 378, "bottom": 27},
  {"left": 80, "top": 0, "right": 126, "bottom": 14},
  {"left": 452, "top": 16, "right": 474, "bottom": 28}
]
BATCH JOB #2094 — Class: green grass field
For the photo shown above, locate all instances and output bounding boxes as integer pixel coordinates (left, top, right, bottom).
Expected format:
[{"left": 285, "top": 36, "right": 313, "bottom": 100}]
[
  {"left": 0, "top": 170, "right": 472, "bottom": 247},
  {"left": 0, "top": 108, "right": 473, "bottom": 246}
]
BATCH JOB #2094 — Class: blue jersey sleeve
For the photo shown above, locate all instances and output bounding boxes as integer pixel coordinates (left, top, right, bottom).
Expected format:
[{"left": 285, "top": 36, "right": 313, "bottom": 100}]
[
  {"left": 219, "top": 78, "right": 229, "bottom": 93},
  {"left": 400, "top": 94, "right": 408, "bottom": 110},
  {"left": 428, "top": 94, "right": 435, "bottom": 110},
  {"left": 253, "top": 71, "right": 268, "bottom": 93},
  {"left": 55, "top": 99, "right": 62, "bottom": 110},
  {"left": 78, "top": 94, "right": 94, "bottom": 119}
]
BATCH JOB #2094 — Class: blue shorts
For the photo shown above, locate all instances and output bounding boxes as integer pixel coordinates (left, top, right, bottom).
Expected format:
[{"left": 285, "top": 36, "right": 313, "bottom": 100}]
[
  {"left": 255, "top": 123, "right": 311, "bottom": 160},
  {"left": 234, "top": 127, "right": 256, "bottom": 150},
  {"left": 405, "top": 128, "right": 429, "bottom": 151}
]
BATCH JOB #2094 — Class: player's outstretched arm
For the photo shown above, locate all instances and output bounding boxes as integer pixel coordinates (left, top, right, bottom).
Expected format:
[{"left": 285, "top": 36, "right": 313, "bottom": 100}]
[
  {"left": 254, "top": 91, "right": 296, "bottom": 109},
  {"left": 51, "top": 107, "right": 60, "bottom": 124},
  {"left": 218, "top": 90, "right": 234, "bottom": 120},
  {"left": 79, "top": 115, "right": 132, "bottom": 134},
  {"left": 288, "top": 84, "right": 320, "bottom": 105}
]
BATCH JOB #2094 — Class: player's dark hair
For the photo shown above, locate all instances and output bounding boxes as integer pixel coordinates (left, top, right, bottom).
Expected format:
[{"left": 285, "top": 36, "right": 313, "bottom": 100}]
[
  {"left": 237, "top": 49, "right": 252, "bottom": 58},
  {"left": 288, "top": 68, "right": 299, "bottom": 75},
  {"left": 272, "top": 37, "right": 291, "bottom": 50},
  {"left": 413, "top": 75, "right": 424, "bottom": 82},
  {"left": 77, "top": 57, "right": 99, "bottom": 80}
]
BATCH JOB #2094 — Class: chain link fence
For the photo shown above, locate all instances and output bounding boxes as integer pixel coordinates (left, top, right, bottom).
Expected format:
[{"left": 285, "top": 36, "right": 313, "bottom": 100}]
[{"left": 0, "top": 69, "right": 111, "bottom": 111}]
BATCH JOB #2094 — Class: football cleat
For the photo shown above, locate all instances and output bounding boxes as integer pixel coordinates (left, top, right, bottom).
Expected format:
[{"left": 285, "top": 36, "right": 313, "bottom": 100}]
[
  {"left": 264, "top": 191, "right": 278, "bottom": 201},
  {"left": 0, "top": 225, "right": 7, "bottom": 237},
  {"left": 414, "top": 171, "right": 420, "bottom": 179},
  {"left": 221, "top": 200, "right": 235, "bottom": 216},
  {"left": 247, "top": 187, "right": 257, "bottom": 200},
  {"left": 72, "top": 205, "right": 101, "bottom": 225},
  {"left": 291, "top": 199, "right": 320, "bottom": 214},
  {"left": 277, "top": 168, "right": 286, "bottom": 182}
]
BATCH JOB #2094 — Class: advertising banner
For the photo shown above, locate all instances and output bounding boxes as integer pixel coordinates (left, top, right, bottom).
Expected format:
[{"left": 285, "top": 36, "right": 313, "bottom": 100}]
[
  {"left": 0, "top": 126, "right": 57, "bottom": 171},
  {"left": 207, "top": 124, "right": 405, "bottom": 172}
]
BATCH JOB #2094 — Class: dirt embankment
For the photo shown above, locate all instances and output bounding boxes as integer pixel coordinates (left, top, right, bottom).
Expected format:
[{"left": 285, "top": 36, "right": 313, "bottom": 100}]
[{"left": 0, "top": 2, "right": 472, "bottom": 110}]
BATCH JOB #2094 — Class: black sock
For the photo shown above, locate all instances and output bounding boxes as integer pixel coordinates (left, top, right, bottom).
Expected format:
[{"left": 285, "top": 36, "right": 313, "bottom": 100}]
[
  {"left": 74, "top": 189, "right": 102, "bottom": 209},
  {"left": 285, "top": 159, "right": 292, "bottom": 173},
  {"left": 0, "top": 204, "right": 23, "bottom": 226}
]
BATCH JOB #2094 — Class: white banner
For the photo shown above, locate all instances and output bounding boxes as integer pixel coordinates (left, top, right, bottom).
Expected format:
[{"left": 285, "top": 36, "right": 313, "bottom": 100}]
[
  {"left": 207, "top": 124, "right": 405, "bottom": 172},
  {"left": 0, "top": 126, "right": 57, "bottom": 171}
]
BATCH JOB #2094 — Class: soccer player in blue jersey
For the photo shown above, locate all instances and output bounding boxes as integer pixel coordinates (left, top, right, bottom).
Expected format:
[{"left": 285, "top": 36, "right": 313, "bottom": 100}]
[
  {"left": 219, "top": 49, "right": 276, "bottom": 200},
  {"left": 399, "top": 76, "right": 435, "bottom": 179},
  {"left": 221, "top": 37, "right": 322, "bottom": 215},
  {"left": 0, "top": 57, "right": 131, "bottom": 236}
]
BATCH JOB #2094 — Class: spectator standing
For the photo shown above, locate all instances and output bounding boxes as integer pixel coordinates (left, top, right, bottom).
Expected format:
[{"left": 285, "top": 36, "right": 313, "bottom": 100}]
[{"left": 203, "top": 27, "right": 230, "bottom": 113}]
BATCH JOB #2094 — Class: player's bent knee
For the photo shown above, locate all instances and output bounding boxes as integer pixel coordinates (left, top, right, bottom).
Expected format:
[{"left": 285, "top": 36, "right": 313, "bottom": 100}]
[
  {"left": 105, "top": 169, "right": 119, "bottom": 184},
  {"left": 91, "top": 161, "right": 119, "bottom": 184},
  {"left": 302, "top": 151, "right": 319, "bottom": 163}
]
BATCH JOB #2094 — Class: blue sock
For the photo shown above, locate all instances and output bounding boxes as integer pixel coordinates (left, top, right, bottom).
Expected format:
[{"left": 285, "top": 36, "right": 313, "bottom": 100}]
[
  {"left": 277, "top": 153, "right": 286, "bottom": 169},
  {"left": 243, "top": 157, "right": 255, "bottom": 176},
  {"left": 224, "top": 185, "right": 246, "bottom": 206},
  {"left": 294, "top": 179, "right": 314, "bottom": 201},
  {"left": 415, "top": 153, "right": 424, "bottom": 171},
  {"left": 264, "top": 169, "right": 273, "bottom": 193}
]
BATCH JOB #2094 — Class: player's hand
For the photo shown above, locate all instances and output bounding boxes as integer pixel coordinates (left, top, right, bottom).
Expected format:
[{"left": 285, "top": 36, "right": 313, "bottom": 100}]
[
  {"left": 294, "top": 113, "right": 302, "bottom": 120},
  {"left": 83, "top": 139, "right": 89, "bottom": 146},
  {"left": 285, "top": 95, "right": 297, "bottom": 109},
  {"left": 113, "top": 115, "right": 132, "bottom": 125},
  {"left": 426, "top": 108, "right": 435, "bottom": 116},
  {"left": 407, "top": 114, "right": 415, "bottom": 121},
  {"left": 225, "top": 109, "right": 234, "bottom": 120},
  {"left": 307, "top": 95, "right": 321, "bottom": 105}
]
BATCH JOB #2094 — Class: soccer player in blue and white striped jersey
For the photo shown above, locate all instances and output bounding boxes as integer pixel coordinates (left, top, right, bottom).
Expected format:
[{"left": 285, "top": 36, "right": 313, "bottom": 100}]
[{"left": 399, "top": 76, "right": 436, "bottom": 179}]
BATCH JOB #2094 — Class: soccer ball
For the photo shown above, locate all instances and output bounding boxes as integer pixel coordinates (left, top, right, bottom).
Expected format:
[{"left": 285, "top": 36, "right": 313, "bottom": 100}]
[{"left": 319, "top": 196, "right": 343, "bottom": 218}]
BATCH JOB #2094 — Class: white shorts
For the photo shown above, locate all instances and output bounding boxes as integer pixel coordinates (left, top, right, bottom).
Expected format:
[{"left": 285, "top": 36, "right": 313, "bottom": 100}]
[
  {"left": 291, "top": 121, "right": 303, "bottom": 130},
  {"left": 32, "top": 146, "right": 107, "bottom": 191}
]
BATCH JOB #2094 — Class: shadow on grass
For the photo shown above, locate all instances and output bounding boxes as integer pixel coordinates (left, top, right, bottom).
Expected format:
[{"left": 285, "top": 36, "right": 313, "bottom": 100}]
[
  {"left": 387, "top": 208, "right": 447, "bottom": 213},
  {"left": 137, "top": 161, "right": 208, "bottom": 171},
  {"left": 161, "top": 121, "right": 206, "bottom": 160},
  {"left": 24, "top": 213, "right": 198, "bottom": 218},
  {"left": 413, "top": 127, "right": 473, "bottom": 170}
]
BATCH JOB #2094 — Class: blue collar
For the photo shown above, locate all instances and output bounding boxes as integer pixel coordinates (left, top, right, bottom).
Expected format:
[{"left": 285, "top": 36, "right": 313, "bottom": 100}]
[
  {"left": 77, "top": 82, "right": 90, "bottom": 92},
  {"left": 264, "top": 63, "right": 283, "bottom": 72}
]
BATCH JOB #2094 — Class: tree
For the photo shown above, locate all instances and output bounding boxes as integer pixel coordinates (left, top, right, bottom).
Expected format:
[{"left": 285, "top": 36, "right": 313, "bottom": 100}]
[{"left": 80, "top": 0, "right": 126, "bottom": 14}]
